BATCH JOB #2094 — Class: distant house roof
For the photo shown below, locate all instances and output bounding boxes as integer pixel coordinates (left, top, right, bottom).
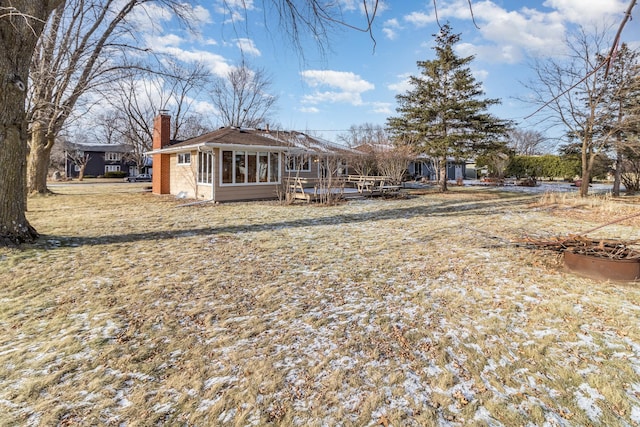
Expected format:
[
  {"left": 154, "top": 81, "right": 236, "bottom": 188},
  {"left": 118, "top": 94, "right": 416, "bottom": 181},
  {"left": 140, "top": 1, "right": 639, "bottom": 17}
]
[
  {"left": 148, "top": 127, "right": 357, "bottom": 156},
  {"left": 353, "top": 143, "right": 395, "bottom": 153},
  {"left": 66, "top": 143, "right": 133, "bottom": 153}
]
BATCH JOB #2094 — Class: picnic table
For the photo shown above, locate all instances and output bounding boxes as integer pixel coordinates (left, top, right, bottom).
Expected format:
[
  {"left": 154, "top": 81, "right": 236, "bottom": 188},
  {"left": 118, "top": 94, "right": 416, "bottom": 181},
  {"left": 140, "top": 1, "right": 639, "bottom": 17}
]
[
  {"left": 345, "top": 175, "right": 401, "bottom": 196},
  {"left": 287, "top": 177, "right": 345, "bottom": 202}
]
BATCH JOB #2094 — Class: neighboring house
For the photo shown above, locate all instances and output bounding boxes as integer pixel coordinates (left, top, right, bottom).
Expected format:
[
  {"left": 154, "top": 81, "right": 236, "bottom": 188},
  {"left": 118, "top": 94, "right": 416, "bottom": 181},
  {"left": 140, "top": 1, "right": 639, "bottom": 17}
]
[
  {"left": 353, "top": 143, "right": 468, "bottom": 181},
  {"left": 407, "top": 155, "right": 467, "bottom": 181},
  {"left": 64, "top": 143, "right": 138, "bottom": 178},
  {"left": 148, "top": 112, "right": 355, "bottom": 202}
]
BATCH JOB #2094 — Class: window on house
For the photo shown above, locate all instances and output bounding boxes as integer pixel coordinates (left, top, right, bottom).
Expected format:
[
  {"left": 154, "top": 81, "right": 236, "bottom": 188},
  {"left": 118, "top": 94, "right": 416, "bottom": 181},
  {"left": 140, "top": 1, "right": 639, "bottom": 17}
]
[
  {"left": 104, "top": 152, "right": 122, "bottom": 162},
  {"left": 177, "top": 153, "right": 191, "bottom": 165},
  {"left": 258, "top": 152, "right": 268, "bottom": 182},
  {"left": 221, "top": 150, "right": 280, "bottom": 185},
  {"left": 235, "top": 151, "right": 246, "bottom": 183},
  {"left": 222, "top": 151, "right": 233, "bottom": 184},
  {"left": 105, "top": 165, "right": 120, "bottom": 173},
  {"left": 269, "top": 152, "right": 279, "bottom": 182},
  {"left": 337, "top": 159, "right": 347, "bottom": 176},
  {"left": 198, "top": 151, "right": 213, "bottom": 184},
  {"left": 285, "top": 154, "right": 311, "bottom": 172},
  {"left": 247, "top": 152, "right": 257, "bottom": 183}
]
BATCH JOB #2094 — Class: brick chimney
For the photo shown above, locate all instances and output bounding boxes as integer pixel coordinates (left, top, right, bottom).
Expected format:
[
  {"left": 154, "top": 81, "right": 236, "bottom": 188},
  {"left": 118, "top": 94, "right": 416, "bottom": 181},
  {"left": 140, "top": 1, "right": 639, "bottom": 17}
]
[{"left": 152, "top": 110, "right": 171, "bottom": 195}]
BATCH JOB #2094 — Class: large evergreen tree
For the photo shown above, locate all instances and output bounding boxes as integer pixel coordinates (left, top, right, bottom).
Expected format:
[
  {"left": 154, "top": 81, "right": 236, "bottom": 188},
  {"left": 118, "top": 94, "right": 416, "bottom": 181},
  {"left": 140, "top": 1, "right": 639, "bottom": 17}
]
[{"left": 387, "top": 24, "right": 509, "bottom": 192}]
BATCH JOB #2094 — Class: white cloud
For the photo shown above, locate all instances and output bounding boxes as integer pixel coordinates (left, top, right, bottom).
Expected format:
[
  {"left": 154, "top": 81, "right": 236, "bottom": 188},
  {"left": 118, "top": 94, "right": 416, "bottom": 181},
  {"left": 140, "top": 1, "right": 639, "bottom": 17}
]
[
  {"left": 224, "top": 0, "right": 255, "bottom": 9},
  {"left": 387, "top": 73, "right": 412, "bottom": 93},
  {"left": 341, "top": 0, "right": 389, "bottom": 15},
  {"left": 300, "top": 70, "right": 374, "bottom": 106},
  {"left": 385, "top": 18, "right": 401, "bottom": 28},
  {"left": 340, "top": 0, "right": 358, "bottom": 11},
  {"left": 472, "top": 3, "right": 567, "bottom": 59},
  {"left": 155, "top": 46, "right": 233, "bottom": 77},
  {"left": 382, "top": 28, "right": 396, "bottom": 40},
  {"left": 383, "top": 18, "right": 401, "bottom": 40},
  {"left": 191, "top": 99, "right": 218, "bottom": 116},
  {"left": 151, "top": 34, "right": 183, "bottom": 48},
  {"left": 214, "top": 0, "right": 255, "bottom": 23},
  {"left": 457, "top": 42, "right": 526, "bottom": 64},
  {"left": 473, "top": 68, "right": 489, "bottom": 82},
  {"left": 402, "top": 1, "right": 568, "bottom": 63},
  {"left": 399, "top": 0, "right": 628, "bottom": 64},
  {"left": 190, "top": 5, "right": 213, "bottom": 26},
  {"left": 302, "top": 91, "right": 365, "bottom": 106},
  {"left": 300, "top": 106, "right": 320, "bottom": 113},
  {"left": 235, "top": 38, "right": 261, "bottom": 56},
  {"left": 301, "top": 70, "right": 374, "bottom": 93},
  {"left": 370, "top": 102, "right": 393, "bottom": 114},
  {"left": 542, "top": 0, "right": 628, "bottom": 25},
  {"left": 128, "top": 3, "right": 173, "bottom": 33},
  {"left": 404, "top": 11, "right": 434, "bottom": 27}
]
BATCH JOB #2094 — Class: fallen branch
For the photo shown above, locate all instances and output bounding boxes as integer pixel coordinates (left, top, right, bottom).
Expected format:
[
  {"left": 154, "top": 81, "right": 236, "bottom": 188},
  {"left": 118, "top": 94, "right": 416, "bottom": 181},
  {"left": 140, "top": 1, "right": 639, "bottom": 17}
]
[{"left": 515, "top": 235, "right": 640, "bottom": 260}]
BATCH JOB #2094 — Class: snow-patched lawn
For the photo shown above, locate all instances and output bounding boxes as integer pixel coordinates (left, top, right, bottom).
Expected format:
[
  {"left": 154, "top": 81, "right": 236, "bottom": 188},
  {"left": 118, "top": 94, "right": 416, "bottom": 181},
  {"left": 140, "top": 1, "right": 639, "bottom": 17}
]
[{"left": 0, "top": 183, "right": 639, "bottom": 426}]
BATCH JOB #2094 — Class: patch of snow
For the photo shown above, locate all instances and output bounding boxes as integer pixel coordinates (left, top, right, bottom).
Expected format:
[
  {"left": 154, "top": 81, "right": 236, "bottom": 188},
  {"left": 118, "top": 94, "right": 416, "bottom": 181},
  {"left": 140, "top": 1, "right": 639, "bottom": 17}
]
[
  {"left": 631, "top": 405, "right": 640, "bottom": 424},
  {"left": 0, "top": 399, "right": 19, "bottom": 408},
  {"left": 574, "top": 333, "right": 597, "bottom": 349},
  {"left": 473, "top": 406, "right": 496, "bottom": 424},
  {"left": 204, "top": 376, "right": 238, "bottom": 390},
  {"left": 574, "top": 383, "right": 603, "bottom": 422},
  {"left": 532, "top": 328, "right": 559, "bottom": 339},
  {"left": 115, "top": 390, "right": 132, "bottom": 408},
  {"left": 197, "top": 397, "right": 221, "bottom": 412},
  {"left": 152, "top": 402, "right": 174, "bottom": 414},
  {"left": 218, "top": 408, "right": 237, "bottom": 423}
]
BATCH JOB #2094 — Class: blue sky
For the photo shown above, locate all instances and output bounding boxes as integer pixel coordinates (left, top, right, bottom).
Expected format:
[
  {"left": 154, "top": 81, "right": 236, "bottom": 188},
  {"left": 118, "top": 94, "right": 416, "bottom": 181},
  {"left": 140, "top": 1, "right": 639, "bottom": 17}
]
[{"left": 135, "top": 0, "right": 640, "bottom": 143}]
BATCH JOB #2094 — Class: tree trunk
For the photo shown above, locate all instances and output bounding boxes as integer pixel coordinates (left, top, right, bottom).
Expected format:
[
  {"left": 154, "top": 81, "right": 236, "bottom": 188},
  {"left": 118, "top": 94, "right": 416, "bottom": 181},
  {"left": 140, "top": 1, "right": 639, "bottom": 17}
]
[
  {"left": 580, "top": 142, "right": 590, "bottom": 197},
  {"left": 27, "top": 124, "right": 54, "bottom": 194},
  {"left": 0, "top": 2, "right": 59, "bottom": 245},
  {"left": 613, "top": 149, "right": 622, "bottom": 197},
  {"left": 439, "top": 157, "right": 448, "bottom": 192},
  {"left": 0, "top": 117, "right": 38, "bottom": 245}
]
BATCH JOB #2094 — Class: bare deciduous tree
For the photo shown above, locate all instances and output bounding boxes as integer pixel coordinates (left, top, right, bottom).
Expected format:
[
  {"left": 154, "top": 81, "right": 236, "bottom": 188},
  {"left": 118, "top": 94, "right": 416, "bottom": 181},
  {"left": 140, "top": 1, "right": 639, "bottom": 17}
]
[
  {"left": 337, "top": 123, "right": 389, "bottom": 148},
  {"left": 376, "top": 145, "right": 415, "bottom": 185},
  {"left": 63, "top": 142, "right": 91, "bottom": 181},
  {"left": 508, "top": 128, "right": 549, "bottom": 156},
  {"left": 98, "top": 59, "right": 212, "bottom": 176},
  {"left": 348, "top": 145, "right": 378, "bottom": 177},
  {"left": 525, "top": 26, "right": 629, "bottom": 196},
  {"left": 209, "top": 61, "right": 278, "bottom": 128},
  {"left": 26, "top": 0, "right": 197, "bottom": 195},
  {"left": 0, "top": 1, "right": 63, "bottom": 244}
]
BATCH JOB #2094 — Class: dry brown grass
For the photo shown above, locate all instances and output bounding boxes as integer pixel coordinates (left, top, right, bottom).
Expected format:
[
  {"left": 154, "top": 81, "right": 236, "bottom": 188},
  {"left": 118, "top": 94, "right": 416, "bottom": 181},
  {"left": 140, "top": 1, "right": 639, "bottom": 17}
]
[{"left": 1, "top": 183, "right": 639, "bottom": 426}]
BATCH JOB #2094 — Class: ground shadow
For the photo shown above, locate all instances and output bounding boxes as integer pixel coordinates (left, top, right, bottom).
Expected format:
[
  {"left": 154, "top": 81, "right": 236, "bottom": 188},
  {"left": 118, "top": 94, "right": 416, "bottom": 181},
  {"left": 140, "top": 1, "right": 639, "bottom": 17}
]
[{"left": 32, "top": 192, "right": 539, "bottom": 250}]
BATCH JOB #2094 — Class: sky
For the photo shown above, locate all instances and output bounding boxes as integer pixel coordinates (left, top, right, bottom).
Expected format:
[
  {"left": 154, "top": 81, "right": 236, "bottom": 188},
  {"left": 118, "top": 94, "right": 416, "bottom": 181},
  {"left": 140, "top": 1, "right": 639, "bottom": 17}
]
[{"left": 134, "top": 0, "right": 640, "bottom": 144}]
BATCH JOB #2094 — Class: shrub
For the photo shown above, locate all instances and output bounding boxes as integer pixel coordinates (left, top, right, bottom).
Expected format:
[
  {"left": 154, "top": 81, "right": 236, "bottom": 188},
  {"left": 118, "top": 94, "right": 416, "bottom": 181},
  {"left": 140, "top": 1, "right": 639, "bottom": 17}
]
[{"left": 104, "top": 171, "right": 127, "bottom": 178}]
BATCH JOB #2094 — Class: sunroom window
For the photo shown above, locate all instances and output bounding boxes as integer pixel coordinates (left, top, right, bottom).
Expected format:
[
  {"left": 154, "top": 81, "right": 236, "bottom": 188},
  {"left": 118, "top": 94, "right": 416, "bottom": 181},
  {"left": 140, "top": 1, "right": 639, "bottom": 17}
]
[
  {"left": 221, "top": 150, "right": 280, "bottom": 185},
  {"left": 198, "top": 151, "right": 213, "bottom": 184}
]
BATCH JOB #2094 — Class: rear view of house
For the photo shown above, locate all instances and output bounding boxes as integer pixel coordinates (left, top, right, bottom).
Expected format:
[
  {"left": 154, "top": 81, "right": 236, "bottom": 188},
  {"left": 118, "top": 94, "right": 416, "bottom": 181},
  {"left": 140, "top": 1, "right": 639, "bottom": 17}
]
[{"left": 148, "top": 112, "right": 354, "bottom": 202}]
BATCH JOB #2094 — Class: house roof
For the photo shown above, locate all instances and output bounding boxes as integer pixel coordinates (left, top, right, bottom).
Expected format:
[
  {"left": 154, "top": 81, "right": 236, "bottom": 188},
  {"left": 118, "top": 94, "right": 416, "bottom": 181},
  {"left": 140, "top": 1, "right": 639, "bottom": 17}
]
[
  {"left": 66, "top": 143, "right": 133, "bottom": 153},
  {"left": 148, "top": 127, "right": 358, "bottom": 156}
]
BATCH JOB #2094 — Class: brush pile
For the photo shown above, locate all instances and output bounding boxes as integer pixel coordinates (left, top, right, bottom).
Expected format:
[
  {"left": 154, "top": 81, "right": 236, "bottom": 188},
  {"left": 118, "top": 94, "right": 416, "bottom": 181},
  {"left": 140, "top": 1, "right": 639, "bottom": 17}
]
[{"left": 516, "top": 234, "right": 640, "bottom": 260}]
